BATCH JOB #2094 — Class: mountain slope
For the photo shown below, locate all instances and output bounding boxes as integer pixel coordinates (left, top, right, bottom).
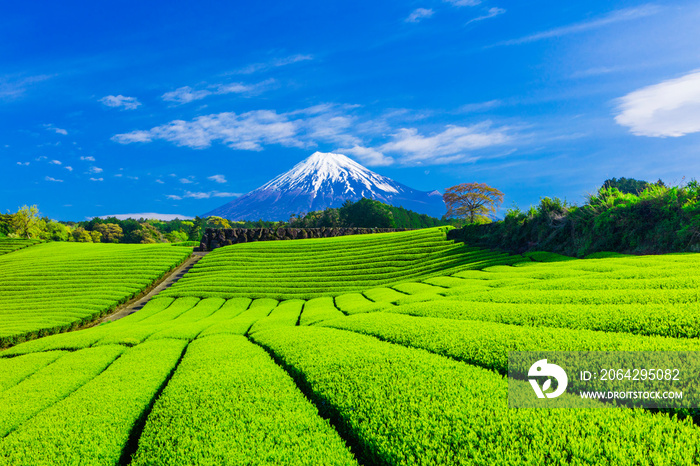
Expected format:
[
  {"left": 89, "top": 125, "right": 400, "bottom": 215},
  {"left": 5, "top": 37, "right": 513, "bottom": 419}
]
[{"left": 204, "top": 152, "right": 445, "bottom": 220}]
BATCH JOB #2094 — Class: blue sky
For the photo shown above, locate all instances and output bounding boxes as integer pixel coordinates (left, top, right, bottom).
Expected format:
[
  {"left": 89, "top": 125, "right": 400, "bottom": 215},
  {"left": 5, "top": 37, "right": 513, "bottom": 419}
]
[{"left": 2, "top": 1, "right": 700, "bottom": 220}]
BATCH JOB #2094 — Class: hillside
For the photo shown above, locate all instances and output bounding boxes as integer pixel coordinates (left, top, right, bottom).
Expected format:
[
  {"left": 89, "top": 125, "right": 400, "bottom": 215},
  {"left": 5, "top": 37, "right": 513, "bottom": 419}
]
[{"left": 2, "top": 231, "right": 700, "bottom": 464}]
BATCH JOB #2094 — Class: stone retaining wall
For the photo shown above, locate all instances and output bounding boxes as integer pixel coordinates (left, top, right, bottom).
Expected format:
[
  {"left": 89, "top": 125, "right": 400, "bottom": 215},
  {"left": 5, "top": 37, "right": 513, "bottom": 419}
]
[{"left": 199, "top": 227, "right": 410, "bottom": 251}]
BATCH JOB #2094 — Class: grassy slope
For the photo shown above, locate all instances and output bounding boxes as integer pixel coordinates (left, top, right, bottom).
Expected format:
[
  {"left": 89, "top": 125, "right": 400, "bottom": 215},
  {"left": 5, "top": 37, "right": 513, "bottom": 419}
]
[
  {"left": 0, "top": 242, "right": 192, "bottom": 348},
  {"left": 2, "top": 229, "right": 700, "bottom": 464}
]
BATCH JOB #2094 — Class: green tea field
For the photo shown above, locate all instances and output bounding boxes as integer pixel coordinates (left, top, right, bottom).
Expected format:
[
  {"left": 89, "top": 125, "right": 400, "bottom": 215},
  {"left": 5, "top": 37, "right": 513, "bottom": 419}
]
[
  {"left": 0, "top": 241, "right": 193, "bottom": 348},
  {"left": 1, "top": 227, "right": 700, "bottom": 465}
]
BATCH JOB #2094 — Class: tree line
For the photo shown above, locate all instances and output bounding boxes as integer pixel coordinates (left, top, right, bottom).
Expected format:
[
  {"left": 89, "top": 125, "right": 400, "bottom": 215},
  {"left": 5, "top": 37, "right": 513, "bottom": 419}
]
[
  {"left": 0, "top": 209, "right": 276, "bottom": 244},
  {"left": 0, "top": 198, "right": 454, "bottom": 244},
  {"left": 451, "top": 178, "right": 700, "bottom": 256}
]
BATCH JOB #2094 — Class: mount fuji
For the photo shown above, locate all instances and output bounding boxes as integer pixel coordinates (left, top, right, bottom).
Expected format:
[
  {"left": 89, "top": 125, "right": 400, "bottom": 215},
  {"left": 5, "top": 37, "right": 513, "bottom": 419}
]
[{"left": 204, "top": 152, "right": 446, "bottom": 221}]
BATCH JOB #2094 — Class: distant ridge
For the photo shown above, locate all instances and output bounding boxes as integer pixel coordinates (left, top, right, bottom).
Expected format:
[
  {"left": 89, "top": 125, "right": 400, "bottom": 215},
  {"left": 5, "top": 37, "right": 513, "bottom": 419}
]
[
  {"left": 204, "top": 152, "right": 445, "bottom": 220},
  {"left": 97, "top": 213, "right": 194, "bottom": 221}
]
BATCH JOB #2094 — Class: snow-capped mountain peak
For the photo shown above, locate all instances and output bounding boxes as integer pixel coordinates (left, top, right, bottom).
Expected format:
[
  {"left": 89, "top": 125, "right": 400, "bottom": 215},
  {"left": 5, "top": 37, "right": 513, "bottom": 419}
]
[
  {"left": 204, "top": 151, "right": 445, "bottom": 220},
  {"left": 260, "top": 152, "right": 399, "bottom": 195}
]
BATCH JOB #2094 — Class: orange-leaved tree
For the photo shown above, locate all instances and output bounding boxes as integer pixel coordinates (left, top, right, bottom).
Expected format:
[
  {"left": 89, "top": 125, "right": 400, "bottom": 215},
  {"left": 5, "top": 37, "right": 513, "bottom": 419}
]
[{"left": 442, "top": 183, "right": 504, "bottom": 224}]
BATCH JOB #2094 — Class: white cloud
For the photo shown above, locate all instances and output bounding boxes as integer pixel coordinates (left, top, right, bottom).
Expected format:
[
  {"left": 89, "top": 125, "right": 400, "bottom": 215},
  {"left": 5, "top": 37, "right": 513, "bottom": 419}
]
[
  {"left": 183, "top": 191, "right": 211, "bottom": 199},
  {"left": 113, "top": 110, "right": 303, "bottom": 150},
  {"left": 341, "top": 145, "right": 395, "bottom": 167},
  {"left": 99, "top": 95, "right": 142, "bottom": 110},
  {"left": 444, "top": 0, "right": 481, "bottom": 6},
  {"left": 114, "top": 174, "right": 123, "bottom": 178},
  {"left": 406, "top": 8, "right": 434, "bottom": 23},
  {"left": 44, "top": 124, "right": 68, "bottom": 135},
  {"left": 111, "top": 103, "right": 513, "bottom": 167},
  {"left": 65, "top": 166, "right": 73, "bottom": 171},
  {"left": 90, "top": 177, "right": 104, "bottom": 181},
  {"left": 208, "top": 174, "right": 227, "bottom": 183},
  {"left": 234, "top": 54, "right": 313, "bottom": 75},
  {"left": 49, "top": 159, "right": 62, "bottom": 165},
  {"left": 0, "top": 74, "right": 53, "bottom": 100},
  {"left": 614, "top": 70, "right": 700, "bottom": 137},
  {"left": 174, "top": 191, "right": 242, "bottom": 199},
  {"left": 212, "top": 192, "right": 241, "bottom": 197},
  {"left": 180, "top": 178, "right": 194, "bottom": 184},
  {"left": 495, "top": 5, "right": 660, "bottom": 46},
  {"left": 162, "top": 86, "right": 212, "bottom": 104},
  {"left": 466, "top": 7, "right": 506, "bottom": 24},
  {"left": 155, "top": 179, "right": 164, "bottom": 184},
  {"left": 379, "top": 122, "right": 510, "bottom": 164},
  {"left": 127, "top": 176, "right": 139, "bottom": 180},
  {"left": 456, "top": 100, "right": 502, "bottom": 113},
  {"left": 162, "top": 80, "right": 275, "bottom": 105},
  {"left": 80, "top": 156, "right": 96, "bottom": 161},
  {"left": 17, "top": 161, "right": 30, "bottom": 166},
  {"left": 45, "top": 176, "right": 63, "bottom": 182},
  {"left": 89, "top": 166, "right": 103, "bottom": 174}
]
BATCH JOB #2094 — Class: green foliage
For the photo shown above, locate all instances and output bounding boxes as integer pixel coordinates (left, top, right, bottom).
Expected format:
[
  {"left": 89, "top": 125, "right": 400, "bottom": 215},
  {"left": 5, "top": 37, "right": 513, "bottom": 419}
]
[
  {"left": 0, "top": 345, "right": 124, "bottom": 437},
  {"left": 131, "top": 335, "right": 357, "bottom": 466},
  {"left": 11, "top": 205, "right": 42, "bottom": 239},
  {"left": 0, "top": 238, "right": 42, "bottom": 255},
  {"left": 288, "top": 198, "right": 450, "bottom": 229},
  {"left": 159, "top": 227, "right": 524, "bottom": 300},
  {"left": 0, "top": 340, "right": 185, "bottom": 466},
  {"left": 251, "top": 326, "right": 700, "bottom": 465},
  {"left": 339, "top": 198, "right": 396, "bottom": 228},
  {"left": 0, "top": 242, "right": 191, "bottom": 348},
  {"left": 453, "top": 180, "right": 700, "bottom": 256},
  {"left": 3, "top": 229, "right": 700, "bottom": 463},
  {"left": 602, "top": 177, "right": 665, "bottom": 195}
]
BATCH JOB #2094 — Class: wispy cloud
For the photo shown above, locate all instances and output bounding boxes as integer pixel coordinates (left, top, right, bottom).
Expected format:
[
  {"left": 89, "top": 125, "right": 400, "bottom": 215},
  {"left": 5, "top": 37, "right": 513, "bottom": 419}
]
[
  {"left": 190, "top": 191, "right": 240, "bottom": 199},
  {"left": 155, "top": 179, "right": 164, "bottom": 184},
  {"left": 161, "top": 87, "right": 211, "bottom": 104},
  {"left": 112, "top": 104, "right": 513, "bottom": 167},
  {"left": 113, "top": 110, "right": 303, "bottom": 150},
  {"left": 65, "top": 166, "right": 73, "bottom": 171},
  {"left": 0, "top": 74, "right": 53, "bottom": 101},
  {"left": 89, "top": 166, "right": 103, "bottom": 174},
  {"left": 49, "top": 159, "right": 62, "bottom": 165},
  {"left": 99, "top": 95, "right": 142, "bottom": 110},
  {"left": 208, "top": 174, "right": 227, "bottom": 183},
  {"left": 45, "top": 176, "right": 63, "bottom": 182},
  {"left": 212, "top": 192, "right": 240, "bottom": 197},
  {"left": 17, "top": 161, "right": 30, "bottom": 166},
  {"left": 179, "top": 178, "right": 194, "bottom": 184},
  {"left": 379, "top": 122, "right": 510, "bottom": 164},
  {"left": 166, "top": 194, "right": 182, "bottom": 200},
  {"left": 466, "top": 7, "right": 506, "bottom": 25},
  {"left": 493, "top": 4, "right": 661, "bottom": 46},
  {"left": 80, "top": 156, "right": 95, "bottom": 161},
  {"left": 614, "top": 69, "right": 700, "bottom": 137},
  {"left": 444, "top": 0, "right": 481, "bottom": 6},
  {"left": 406, "top": 8, "right": 434, "bottom": 23},
  {"left": 161, "top": 79, "right": 275, "bottom": 105},
  {"left": 90, "top": 177, "right": 104, "bottom": 181},
  {"left": 44, "top": 124, "right": 68, "bottom": 135},
  {"left": 233, "top": 54, "right": 313, "bottom": 75},
  {"left": 456, "top": 100, "right": 502, "bottom": 113},
  {"left": 341, "top": 145, "right": 394, "bottom": 167}
]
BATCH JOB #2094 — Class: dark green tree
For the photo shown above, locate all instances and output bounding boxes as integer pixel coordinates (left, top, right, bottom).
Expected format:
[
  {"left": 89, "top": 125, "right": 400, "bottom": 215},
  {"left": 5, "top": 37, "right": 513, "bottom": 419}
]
[{"left": 339, "top": 198, "right": 396, "bottom": 228}]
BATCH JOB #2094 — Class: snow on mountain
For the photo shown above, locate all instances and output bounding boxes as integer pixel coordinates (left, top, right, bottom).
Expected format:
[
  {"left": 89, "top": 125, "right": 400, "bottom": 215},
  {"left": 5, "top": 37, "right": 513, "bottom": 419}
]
[{"left": 204, "top": 152, "right": 446, "bottom": 221}]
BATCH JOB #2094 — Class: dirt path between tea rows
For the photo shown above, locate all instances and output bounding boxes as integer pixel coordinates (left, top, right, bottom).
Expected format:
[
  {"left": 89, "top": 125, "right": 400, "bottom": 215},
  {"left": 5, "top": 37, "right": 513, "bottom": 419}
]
[{"left": 98, "top": 251, "right": 209, "bottom": 323}]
